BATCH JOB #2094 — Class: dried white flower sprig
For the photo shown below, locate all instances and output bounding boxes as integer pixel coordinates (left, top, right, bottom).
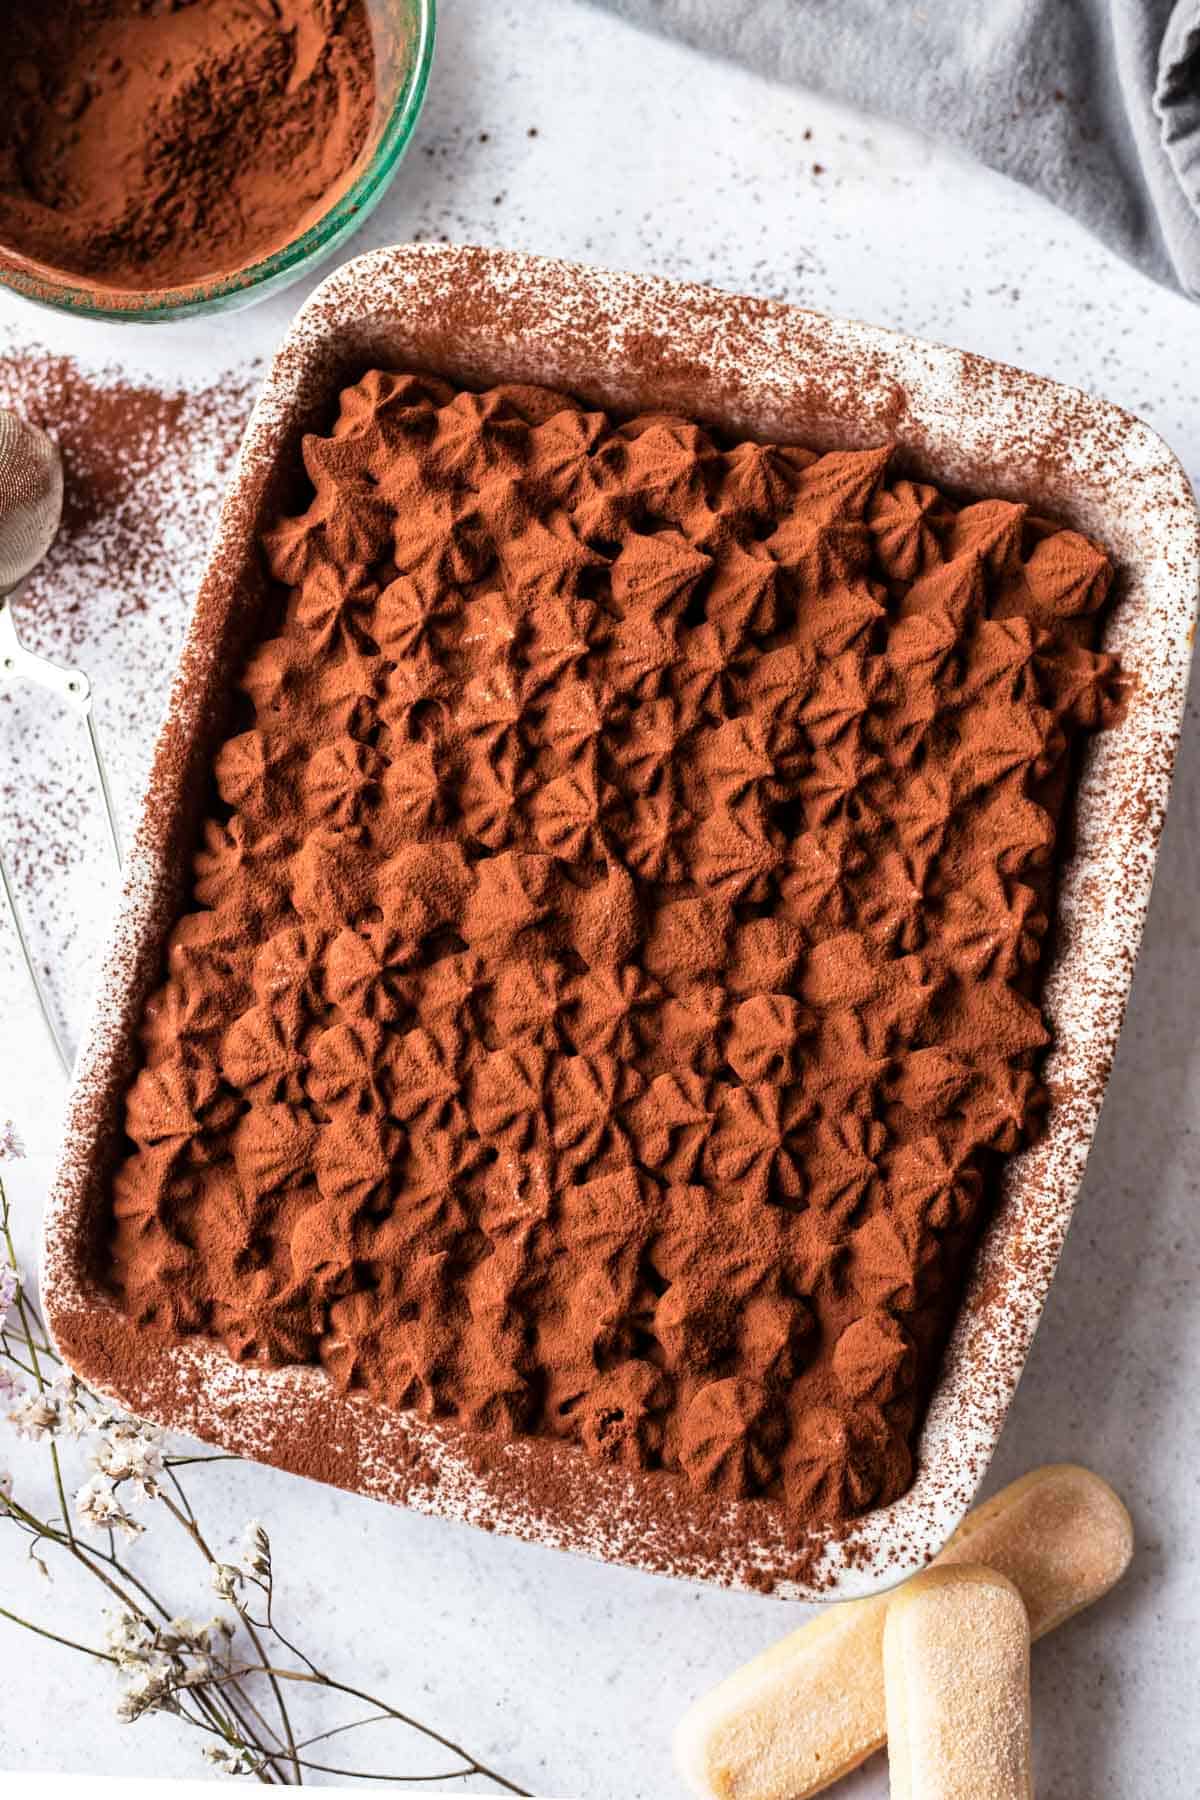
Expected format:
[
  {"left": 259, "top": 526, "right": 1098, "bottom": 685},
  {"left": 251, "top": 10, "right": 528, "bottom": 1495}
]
[{"left": 0, "top": 1123, "right": 529, "bottom": 1791}]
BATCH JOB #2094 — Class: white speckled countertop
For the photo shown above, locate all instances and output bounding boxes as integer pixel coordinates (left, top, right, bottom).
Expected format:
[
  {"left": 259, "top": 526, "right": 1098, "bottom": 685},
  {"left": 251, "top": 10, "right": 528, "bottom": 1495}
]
[{"left": 0, "top": 3, "right": 1197, "bottom": 1794}]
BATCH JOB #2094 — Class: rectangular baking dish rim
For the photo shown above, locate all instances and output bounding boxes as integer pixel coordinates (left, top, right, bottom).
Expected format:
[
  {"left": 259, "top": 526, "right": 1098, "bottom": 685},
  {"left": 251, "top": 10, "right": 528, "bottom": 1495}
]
[{"left": 41, "top": 243, "right": 1200, "bottom": 1602}]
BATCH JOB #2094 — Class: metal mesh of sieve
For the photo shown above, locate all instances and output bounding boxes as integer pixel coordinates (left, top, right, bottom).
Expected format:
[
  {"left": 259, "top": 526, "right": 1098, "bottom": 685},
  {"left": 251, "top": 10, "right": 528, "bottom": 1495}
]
[{"left": 0, "top": 410, "right": 63, "bottom": 594}]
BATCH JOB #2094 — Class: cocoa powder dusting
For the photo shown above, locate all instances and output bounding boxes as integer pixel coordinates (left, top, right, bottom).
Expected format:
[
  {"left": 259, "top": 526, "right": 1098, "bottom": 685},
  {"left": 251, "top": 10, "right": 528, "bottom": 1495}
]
[
  {"left": 104, "top": 370, "right": 1119, "bottom": 1535},
  {"left": 0, "top": 350, "right": 257, "bottom": 635},
  {"left": 0, "top": 347, "right": 257, "bottom": 1074},
  {"left": 0, "top": 0, "right": 375, "bottom": 291}
]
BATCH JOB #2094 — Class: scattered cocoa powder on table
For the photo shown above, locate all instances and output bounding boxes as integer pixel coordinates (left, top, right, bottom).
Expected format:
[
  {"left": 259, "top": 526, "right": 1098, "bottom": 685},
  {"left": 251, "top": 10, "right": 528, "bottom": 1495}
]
[
  {"left": 106, "top": 369, "right": 1119, "bottom": 1533},
  {"left": 0, "top": 349, "right": 256, "bottom": 1006},
  {"left": 0, "top": 0, "right": 375, "bottom": 292},
  {"left": 0, "top": 349, "right": 258, "bottom": 642}
]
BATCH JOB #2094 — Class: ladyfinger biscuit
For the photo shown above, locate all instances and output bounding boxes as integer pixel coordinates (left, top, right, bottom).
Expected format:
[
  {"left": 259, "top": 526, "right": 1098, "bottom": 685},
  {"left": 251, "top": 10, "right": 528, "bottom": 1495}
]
[
  {"left": 883, "top": 1566, "right": 1033, "bottom": 1800},
  {"left": 673, "top": 1464, "right": 1132, "bottom": 1800}
]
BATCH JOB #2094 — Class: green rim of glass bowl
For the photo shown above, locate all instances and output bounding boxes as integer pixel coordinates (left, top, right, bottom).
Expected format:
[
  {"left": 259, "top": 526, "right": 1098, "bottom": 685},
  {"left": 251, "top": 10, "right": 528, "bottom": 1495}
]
[{"left": 0, "top": 0, "right": 436, "bottom": 324}]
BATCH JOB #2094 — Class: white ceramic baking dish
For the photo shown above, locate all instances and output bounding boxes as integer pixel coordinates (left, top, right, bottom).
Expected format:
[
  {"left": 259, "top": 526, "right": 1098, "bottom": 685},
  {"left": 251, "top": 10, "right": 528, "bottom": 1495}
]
[{"left": 42, "top": 245, "right": 1200, "bottom": 1601}]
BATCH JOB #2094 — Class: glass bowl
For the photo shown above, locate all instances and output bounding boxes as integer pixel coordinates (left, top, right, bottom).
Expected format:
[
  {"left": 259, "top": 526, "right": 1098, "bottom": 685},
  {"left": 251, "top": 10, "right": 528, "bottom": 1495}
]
[{"left": 0, "top": 0, "right": 435, "bottom": 325}]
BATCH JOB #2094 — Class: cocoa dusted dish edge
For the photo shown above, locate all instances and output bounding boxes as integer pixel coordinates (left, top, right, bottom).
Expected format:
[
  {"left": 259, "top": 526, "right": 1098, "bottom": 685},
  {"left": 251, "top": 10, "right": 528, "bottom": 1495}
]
[{"left": 40, "top": 247, "right": 1200, "bottom": 1601}]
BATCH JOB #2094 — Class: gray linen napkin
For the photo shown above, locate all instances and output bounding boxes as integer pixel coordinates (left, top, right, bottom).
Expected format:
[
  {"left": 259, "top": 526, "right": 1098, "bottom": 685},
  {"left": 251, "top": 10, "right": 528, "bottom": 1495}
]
[{"left": 589, "top": 0, "right": 1200, "bottom": 300}]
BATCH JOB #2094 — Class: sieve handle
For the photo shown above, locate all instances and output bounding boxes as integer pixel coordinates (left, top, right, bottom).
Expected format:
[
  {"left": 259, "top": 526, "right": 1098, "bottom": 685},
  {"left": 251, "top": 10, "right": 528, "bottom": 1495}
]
[
  {"left": 0, "top": 594, "right": 94, "bottom": 709},
  {"left": 0, "top": 597, "right": 123, "bottom": 868},
  {"left": 0, "top": 597, "right": 125, "bottom": 1076},
  {"left": 0, "top": 851, "right": 71, "bottom": 1076}
]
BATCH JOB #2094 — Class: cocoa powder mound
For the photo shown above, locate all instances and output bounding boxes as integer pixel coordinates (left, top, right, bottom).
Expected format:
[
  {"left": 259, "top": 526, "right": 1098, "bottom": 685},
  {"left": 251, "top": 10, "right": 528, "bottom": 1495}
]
[
  {"left": 0, "top": 0, "right": 375, "bottom": 291},
  {"left": 105, "top": 371, "right": 1119, "bottom": 1530}
]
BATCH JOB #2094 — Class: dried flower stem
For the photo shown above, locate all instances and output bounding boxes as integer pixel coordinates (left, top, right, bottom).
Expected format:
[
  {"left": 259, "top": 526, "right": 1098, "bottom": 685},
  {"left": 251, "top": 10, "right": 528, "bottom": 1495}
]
[
  {"left": 3, "top": 1468, "right": 287, "bottom": 1781},
  {"left": 0, "top": 1147, "right": 530, "bottom": 1792},
  {"left": 158, "top": 1491, "right": 303, "bottom": 1784},
  {"left": 285, "top": 1678, "right": 530, "bottom": 1794},
  {"left": 0, "top": 1602, "right": 117, "bottom": 1662},
  {"left": 0, "top": 1195, "right": 74, "bottom": 1545}
]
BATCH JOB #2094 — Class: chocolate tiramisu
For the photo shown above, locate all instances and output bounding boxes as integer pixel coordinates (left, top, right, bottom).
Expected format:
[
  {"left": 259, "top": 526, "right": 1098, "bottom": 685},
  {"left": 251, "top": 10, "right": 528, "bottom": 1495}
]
[{"left": 108, "top": 371, "right": 1118, "bottom": 1529}]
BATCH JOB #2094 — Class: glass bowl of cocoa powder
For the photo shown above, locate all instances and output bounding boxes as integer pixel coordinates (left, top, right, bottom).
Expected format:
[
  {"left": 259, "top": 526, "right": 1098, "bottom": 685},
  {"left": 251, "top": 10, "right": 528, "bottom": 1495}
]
[{"left": 0, "top": 0, "right": 435, "bottom": 324}]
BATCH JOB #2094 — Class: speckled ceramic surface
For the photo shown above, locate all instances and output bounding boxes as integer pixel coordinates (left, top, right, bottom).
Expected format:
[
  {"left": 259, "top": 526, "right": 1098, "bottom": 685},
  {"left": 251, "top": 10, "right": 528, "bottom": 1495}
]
[{"left": 40, "top": 245, "right": 1200, "bottom": 1602}]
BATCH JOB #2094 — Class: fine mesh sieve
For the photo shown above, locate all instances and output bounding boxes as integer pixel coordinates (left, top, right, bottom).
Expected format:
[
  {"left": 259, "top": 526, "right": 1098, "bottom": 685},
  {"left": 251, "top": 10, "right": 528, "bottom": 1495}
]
[
  {"left": 0, "top": 408, "right": 122, "bottom": 1074},
  {"left": 0, "top": 411, "right": 64, "bottom": 594}
]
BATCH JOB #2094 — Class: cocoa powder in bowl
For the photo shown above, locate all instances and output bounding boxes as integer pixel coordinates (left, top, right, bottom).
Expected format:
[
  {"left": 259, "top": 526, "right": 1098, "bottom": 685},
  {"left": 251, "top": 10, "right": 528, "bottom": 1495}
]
[
  {"left": 106, "top": 371, "right": 1120, "bottom": 1534},
  {"left": 0, "top": 0, "right": 375, "bottom": 293}
]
